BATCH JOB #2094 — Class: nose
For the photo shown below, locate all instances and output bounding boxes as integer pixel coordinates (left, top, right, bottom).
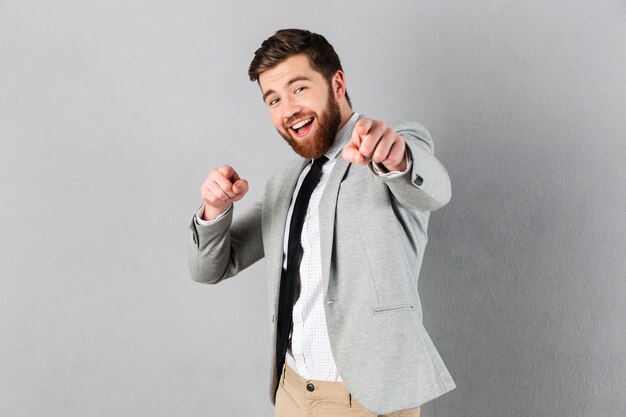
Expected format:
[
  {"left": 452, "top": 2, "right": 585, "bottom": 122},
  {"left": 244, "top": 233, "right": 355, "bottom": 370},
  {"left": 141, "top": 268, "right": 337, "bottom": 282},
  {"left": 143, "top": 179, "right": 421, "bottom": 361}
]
[{"left": 282, "top": 95, "right": 301, "bottom": 120}]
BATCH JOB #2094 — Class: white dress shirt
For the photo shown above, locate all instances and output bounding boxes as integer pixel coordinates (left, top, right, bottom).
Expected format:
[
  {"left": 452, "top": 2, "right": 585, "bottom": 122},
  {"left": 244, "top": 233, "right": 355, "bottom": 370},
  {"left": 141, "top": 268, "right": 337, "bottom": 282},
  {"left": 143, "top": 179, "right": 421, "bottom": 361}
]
[{"left": 196, "top": 112, "right": 412, "bottom": 381}]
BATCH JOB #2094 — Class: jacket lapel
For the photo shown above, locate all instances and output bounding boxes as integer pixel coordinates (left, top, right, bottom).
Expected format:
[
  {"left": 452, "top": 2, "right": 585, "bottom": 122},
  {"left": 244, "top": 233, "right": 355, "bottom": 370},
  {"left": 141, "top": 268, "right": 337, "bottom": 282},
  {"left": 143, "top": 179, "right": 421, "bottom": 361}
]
[
  {"left": 318, "top": 156, "right": 351, "bottom": 301},
  {"left": 266, "top": 158, "right": 309, "bottom": 314}
]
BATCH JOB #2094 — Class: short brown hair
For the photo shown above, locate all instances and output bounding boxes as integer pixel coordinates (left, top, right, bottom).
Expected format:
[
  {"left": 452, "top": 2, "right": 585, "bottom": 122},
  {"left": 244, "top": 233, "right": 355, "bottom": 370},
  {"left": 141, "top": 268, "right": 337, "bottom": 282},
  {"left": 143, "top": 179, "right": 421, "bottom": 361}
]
[{"left": 248, "top": 29, "right": 351, "bottom": 107}]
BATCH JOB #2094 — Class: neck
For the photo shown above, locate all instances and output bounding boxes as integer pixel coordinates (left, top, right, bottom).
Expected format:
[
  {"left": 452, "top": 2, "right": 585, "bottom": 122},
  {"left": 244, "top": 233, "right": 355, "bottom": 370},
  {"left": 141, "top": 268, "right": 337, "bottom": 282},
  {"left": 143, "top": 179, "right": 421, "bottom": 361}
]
[{"left": 336, "top": 101, "right": 354, "bottom": 132}]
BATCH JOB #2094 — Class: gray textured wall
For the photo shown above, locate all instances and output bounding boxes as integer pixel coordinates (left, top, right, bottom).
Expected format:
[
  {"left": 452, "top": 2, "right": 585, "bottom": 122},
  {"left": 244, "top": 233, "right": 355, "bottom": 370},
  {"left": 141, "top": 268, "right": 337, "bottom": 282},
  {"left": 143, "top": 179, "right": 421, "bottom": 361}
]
[{"left": 1, "top": 1, "right": 625, "bottom": 416}]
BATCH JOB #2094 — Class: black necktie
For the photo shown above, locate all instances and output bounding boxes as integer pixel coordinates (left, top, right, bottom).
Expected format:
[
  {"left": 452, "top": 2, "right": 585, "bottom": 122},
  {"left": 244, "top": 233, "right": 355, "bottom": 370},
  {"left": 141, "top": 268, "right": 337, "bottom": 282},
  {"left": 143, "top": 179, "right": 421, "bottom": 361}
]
[{"left": 276, "top": 155, "right": 328, "bottom": 380}]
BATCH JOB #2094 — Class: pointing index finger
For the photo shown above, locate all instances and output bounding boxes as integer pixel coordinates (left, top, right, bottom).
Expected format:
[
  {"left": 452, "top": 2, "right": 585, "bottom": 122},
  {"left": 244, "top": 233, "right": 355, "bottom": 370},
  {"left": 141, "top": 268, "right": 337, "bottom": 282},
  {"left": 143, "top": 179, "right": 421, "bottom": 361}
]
[
  {"left": 217, "top": 165, "right": 240, "bottom": 182},
  {"left": 355, "top": 118, "right": 373, "bottom": 137}
]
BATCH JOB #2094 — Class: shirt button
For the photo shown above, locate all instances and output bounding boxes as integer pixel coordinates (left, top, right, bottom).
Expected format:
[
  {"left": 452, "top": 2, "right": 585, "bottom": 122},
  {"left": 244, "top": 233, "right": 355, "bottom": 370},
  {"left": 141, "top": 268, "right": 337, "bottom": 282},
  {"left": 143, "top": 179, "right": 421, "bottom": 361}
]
[{"left": 306, "top": 383, "right": 315, "bottom": 392}]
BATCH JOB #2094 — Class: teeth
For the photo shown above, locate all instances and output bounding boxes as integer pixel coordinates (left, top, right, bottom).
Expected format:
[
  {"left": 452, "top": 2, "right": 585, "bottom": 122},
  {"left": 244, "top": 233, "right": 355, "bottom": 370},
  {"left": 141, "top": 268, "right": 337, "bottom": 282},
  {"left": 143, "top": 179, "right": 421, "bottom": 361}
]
[{"left": 292, "top": 118, "right": 312, "bottom": 129}]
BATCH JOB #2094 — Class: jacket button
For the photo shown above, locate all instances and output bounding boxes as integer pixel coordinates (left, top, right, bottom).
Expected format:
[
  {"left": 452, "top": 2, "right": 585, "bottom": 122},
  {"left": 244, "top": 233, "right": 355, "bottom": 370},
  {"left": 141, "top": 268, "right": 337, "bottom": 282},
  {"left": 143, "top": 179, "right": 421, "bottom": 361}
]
[
  {"left": 306, "top": 383, "right": 315, "bottom": 392},
  {"left": 414, "top": 174, "right": 424, "bottom": 186}
]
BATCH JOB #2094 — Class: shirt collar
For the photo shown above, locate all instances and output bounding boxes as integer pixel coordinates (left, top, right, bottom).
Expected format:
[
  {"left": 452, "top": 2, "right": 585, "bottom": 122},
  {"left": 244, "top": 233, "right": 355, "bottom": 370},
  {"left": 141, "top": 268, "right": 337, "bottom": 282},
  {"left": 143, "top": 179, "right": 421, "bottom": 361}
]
[{"left": 323, "top": 111, "right": 360, "bottom": 161}]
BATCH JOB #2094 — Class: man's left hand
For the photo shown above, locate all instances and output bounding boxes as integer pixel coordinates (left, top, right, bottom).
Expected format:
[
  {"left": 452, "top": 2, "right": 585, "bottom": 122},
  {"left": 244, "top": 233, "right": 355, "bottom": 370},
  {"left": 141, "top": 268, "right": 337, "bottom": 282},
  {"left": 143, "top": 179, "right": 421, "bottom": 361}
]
[{"left": 342, "top": 118, "right": 407, "bottom": 172}]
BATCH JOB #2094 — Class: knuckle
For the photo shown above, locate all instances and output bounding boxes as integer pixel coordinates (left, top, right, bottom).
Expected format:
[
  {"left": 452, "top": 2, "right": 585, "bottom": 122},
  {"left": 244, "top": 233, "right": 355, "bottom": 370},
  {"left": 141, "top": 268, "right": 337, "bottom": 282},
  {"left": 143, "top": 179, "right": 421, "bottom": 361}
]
[
  {"left": 361, "top": 145, "right": 371, "bottom": 155},
  {"left": 372, "top": 150, "right": 386, "bottom": 163}
]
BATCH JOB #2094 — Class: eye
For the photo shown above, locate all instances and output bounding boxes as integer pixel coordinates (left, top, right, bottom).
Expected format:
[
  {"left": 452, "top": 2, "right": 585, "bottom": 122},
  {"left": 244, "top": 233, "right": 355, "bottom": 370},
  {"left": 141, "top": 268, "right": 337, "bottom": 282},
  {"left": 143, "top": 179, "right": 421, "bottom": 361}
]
[
  {"left": 294, "top": 86, "right": 306, "bottom": 94},
  {"left": 268, "top": 97, "right": 280, "bottom": 106}
]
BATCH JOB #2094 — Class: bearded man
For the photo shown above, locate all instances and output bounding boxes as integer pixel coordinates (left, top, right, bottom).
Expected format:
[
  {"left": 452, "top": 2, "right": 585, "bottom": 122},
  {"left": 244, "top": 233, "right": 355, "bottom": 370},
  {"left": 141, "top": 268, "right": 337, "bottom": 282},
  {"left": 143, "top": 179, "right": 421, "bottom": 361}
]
[{"left": 188, "top": 28, "right": 456, "bottom": 417}]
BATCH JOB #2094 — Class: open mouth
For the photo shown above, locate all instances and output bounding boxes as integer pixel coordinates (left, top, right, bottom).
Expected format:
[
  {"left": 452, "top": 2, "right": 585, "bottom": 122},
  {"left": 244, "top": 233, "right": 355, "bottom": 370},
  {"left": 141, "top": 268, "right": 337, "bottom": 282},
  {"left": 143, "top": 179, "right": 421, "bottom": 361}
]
[{"left": 290, "top": 117, "right": 315, "bottom": 137}]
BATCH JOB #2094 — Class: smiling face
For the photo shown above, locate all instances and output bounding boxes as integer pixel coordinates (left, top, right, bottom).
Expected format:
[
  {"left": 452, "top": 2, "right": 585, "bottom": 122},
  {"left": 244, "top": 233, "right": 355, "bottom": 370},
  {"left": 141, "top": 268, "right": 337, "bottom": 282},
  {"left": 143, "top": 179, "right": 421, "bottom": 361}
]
[{"left": 258, "top": 54, "right": 348, "bottom": 159}]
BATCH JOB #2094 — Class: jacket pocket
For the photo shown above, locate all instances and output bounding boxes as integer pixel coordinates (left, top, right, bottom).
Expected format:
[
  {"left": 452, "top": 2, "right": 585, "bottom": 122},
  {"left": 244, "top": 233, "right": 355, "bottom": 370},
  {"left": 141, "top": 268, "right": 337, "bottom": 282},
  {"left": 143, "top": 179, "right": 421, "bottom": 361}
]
[{"left": 373, "top": 304, "right": 415, "bottom": 314}]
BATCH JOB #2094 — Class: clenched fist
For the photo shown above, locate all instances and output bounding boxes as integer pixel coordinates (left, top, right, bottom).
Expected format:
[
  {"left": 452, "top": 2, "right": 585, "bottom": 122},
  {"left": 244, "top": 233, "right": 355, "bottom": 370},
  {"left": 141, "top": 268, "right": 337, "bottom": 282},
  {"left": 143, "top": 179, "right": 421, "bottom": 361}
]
[
  {"left": 342, "top": 118, "right": 407, "bottom": 172},
  {"left": 200, "top": 165, "right": 249, "bottom": 221}
]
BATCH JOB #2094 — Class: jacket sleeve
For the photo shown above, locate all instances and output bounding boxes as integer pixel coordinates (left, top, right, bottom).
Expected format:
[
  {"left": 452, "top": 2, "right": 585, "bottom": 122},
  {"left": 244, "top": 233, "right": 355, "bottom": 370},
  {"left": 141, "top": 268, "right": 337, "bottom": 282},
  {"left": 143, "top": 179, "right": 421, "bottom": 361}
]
[
  {"left": 372, "top": 121, "right": 452, "bottom": 211},
  {"left": 187, "top": 201, "right": 264, "bottom": 284}
]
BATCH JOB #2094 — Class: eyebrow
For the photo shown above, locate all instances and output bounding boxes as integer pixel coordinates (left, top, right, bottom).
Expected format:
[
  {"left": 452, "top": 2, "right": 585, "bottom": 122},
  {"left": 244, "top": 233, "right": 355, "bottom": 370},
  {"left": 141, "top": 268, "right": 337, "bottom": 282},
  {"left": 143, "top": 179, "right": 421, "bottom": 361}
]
[{"left": 262, "top": 76, "right": 312, "bottom": 102}]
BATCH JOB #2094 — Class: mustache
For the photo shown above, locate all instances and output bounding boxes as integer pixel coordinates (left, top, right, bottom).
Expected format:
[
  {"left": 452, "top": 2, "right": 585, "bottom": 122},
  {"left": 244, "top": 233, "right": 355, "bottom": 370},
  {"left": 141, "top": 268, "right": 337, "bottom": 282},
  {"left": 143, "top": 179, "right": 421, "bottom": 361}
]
[{"left": 284, "top": 112, "right": 315, "bottom": 128}]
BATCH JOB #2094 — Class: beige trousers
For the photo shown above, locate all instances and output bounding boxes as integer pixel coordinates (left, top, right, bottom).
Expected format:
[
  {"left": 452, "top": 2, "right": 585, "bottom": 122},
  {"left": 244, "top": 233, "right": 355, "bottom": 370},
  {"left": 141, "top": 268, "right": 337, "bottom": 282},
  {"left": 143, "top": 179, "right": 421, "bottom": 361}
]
[{"left": 275, "top": 364, "right": 421, "bottom": 417}]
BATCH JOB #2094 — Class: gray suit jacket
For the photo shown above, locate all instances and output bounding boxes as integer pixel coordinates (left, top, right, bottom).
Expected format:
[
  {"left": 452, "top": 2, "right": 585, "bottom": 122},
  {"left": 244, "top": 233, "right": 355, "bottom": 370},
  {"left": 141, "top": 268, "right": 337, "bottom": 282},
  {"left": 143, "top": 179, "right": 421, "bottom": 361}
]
[{"left": 187, "top": 121, "right": 456, "bottom": 414}]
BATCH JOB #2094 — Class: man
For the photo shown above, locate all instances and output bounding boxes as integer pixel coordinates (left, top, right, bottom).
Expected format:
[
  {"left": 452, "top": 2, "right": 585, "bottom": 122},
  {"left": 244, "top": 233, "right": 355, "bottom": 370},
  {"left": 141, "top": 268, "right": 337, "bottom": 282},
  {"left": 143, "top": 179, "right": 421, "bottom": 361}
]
[{"left": 188, "top": 29, "right": 455, "bottom": 416}]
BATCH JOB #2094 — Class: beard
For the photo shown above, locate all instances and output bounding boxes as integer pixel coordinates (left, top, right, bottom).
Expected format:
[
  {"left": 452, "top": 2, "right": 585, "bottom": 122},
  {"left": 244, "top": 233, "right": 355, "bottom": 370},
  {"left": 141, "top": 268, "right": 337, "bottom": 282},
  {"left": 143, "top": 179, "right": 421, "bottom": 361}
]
[{"left": 276, "top": 87, "right": 342, "bottom": 159}]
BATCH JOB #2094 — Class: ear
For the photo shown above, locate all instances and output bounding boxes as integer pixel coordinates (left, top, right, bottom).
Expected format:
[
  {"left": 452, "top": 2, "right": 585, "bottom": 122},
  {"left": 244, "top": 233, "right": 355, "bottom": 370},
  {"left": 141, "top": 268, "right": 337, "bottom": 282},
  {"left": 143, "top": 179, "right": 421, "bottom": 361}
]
[{"left": 331, "top": 70, "right": 347, "bottom": 100}]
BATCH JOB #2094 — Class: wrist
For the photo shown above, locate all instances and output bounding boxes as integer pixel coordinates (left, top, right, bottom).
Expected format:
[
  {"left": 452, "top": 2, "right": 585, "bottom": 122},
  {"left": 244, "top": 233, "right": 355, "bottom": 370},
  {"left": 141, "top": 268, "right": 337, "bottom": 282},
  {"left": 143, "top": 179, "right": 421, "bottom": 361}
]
[{"left": 201, "top": 203, "right": 230, "bottom": 221}]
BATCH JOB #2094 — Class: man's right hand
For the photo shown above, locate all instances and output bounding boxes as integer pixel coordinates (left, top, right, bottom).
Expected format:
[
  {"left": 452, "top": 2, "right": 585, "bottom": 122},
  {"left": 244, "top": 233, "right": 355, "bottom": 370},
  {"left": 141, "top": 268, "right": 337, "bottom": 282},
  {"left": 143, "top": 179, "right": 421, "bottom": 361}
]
[{"left": 199, "top": 165, "right": 249, "bottom": 221}]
